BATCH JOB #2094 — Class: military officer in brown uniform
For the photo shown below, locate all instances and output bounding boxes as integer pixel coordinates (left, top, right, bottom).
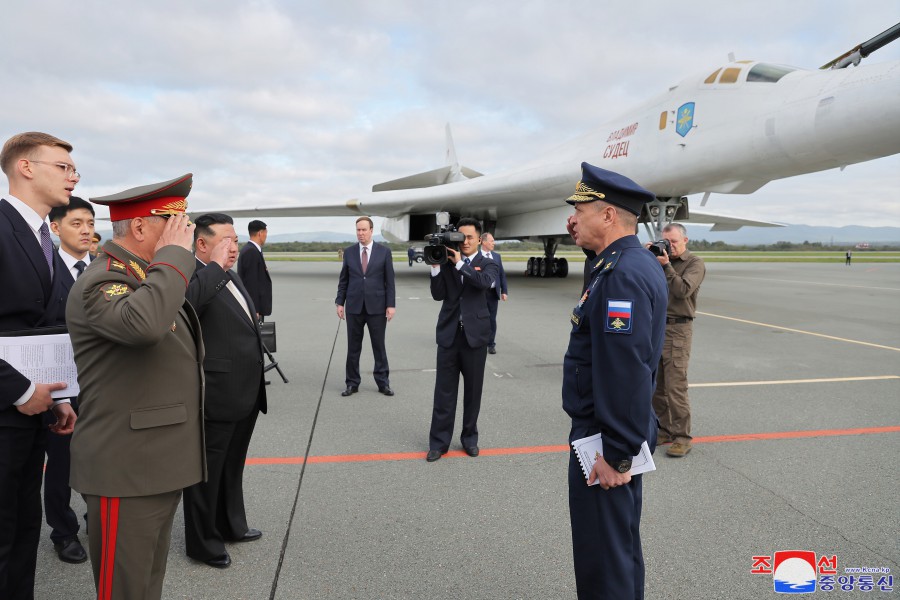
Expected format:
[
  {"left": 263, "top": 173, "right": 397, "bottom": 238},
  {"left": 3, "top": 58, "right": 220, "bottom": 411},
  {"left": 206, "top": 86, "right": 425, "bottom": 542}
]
[
  {"left": 650, "top": 222, "right": 706, "bottom": 458},
  {"left": 67, "top": 174, "right": 206, "bottom": 600}
]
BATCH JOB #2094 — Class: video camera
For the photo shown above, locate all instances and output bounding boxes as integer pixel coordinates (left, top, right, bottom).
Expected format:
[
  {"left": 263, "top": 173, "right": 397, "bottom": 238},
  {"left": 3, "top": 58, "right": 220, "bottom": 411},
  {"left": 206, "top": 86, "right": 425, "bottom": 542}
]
[
  {"left": 648, "top": 238, "right": 671, "bottom": 257},
  {"left": 423, "top": 225, "right": 466, "bottom": 265}
]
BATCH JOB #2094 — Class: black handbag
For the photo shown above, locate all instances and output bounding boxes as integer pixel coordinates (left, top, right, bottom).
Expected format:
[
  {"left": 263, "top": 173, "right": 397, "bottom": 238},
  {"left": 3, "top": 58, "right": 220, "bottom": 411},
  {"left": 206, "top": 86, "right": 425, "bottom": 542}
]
[{"left": 260, "top": 321, "right": 276, "bottom": 353}]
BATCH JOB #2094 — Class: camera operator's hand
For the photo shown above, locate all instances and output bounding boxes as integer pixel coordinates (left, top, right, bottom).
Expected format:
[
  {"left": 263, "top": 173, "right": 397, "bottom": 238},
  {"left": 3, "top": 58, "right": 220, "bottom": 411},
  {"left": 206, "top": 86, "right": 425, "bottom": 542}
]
[
  {"left": 446, "top": 246, "right": 461, "bottom": 265},
  {"left": 655, "top": 248, "right": 670, "bottom": 267}
]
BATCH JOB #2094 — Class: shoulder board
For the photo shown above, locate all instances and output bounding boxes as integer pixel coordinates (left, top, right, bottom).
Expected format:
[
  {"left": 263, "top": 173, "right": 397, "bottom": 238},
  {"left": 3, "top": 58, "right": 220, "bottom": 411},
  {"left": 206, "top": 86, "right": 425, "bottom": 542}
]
[
  {"left": 592, "top": 250, "right": 622, "bottom": 274},
  {"left": 107, "top": 257, "right": 128, "bottom": 273}
]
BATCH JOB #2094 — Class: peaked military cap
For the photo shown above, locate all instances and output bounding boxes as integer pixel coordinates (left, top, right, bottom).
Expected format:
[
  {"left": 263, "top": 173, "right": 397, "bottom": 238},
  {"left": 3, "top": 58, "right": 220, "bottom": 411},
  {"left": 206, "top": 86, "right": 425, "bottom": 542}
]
[
  {"left": 566, "top": 162, "right": 654, "bottom": 216},
  {"left": 91, "top": 173, "right": 193, "bottom": 221}
]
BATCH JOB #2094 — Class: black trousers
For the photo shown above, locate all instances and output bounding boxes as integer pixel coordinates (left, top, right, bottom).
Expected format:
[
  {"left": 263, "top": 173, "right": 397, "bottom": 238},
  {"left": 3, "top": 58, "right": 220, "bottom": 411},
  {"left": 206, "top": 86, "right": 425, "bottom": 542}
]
[
  {"left": 486, "top": 294, "right": 499, "bottom": 347},
  {"left": 0, "top": 425, "right": 46, "bottom": 600},
  {"left": 568, "top": 428, "right": 645, "bottom": 600},
  {"left": 183, "top": 410, "right": 259, "bottom": 560},
  {"left": 428, "top": 326, "right": 487, "bottom": 451},
  {"left": 345, "top": 312, "right": 389, "bottom": 388},
  {"left": 42, "top": 400, "right": 80, "bottom": 544}
]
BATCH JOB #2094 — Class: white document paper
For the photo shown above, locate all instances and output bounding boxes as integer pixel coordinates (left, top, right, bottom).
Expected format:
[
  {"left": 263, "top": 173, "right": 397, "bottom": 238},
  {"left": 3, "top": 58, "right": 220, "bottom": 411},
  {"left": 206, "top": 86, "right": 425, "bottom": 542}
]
[
  {"left": 572, "top": 432, "right": 656, "bottom": 485},
  {"left": 0, "top": 334, "right": 79, "bottom": 399}
]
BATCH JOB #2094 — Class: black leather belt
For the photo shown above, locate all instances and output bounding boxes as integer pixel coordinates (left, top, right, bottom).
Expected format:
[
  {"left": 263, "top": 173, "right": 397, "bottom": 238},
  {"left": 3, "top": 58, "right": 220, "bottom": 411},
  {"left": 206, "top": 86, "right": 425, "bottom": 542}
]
[{"left": 667, "top": 317, "right": 693, "bottom": 324}]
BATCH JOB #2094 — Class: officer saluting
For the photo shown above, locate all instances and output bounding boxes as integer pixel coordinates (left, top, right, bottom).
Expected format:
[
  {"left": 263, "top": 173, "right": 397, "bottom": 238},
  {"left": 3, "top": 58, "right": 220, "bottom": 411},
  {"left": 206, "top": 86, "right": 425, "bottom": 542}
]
[
  {"left": 67, "top": 174, "right": 206, "bottom": 600},
  {"left": 562, "top": 163, "right": 667, "bottom": 599}
]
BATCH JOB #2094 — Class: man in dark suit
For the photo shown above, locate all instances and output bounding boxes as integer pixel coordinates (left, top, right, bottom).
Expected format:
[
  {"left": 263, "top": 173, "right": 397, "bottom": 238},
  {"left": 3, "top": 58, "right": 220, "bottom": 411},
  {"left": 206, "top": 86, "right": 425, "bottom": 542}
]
[
  {"left": 0, "top": 131, "right": 78, "bottom": 600},
  {"left": 42, "top": 196, "right": 95, "bottom": 565},
  {"left": 426, "top": 217, "right": 499, "bottom": 462},
  {"left": 238, "top": 219, "right": 272, "bottom": 322},
  {"left": 479, "top": 232, "right": 508, "bottom": 354},
  {"left": 335, "top": 216, "right": 396, "bottom": 396},
  {"left": 183, "top": 213, "right": 267, "bottom": 569}
]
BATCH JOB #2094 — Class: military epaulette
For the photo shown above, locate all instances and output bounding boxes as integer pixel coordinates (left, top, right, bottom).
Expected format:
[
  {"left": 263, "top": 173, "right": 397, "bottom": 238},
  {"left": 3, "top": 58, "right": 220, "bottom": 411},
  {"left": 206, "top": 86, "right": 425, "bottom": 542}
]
[
  {"left": 107, "top": 257, "right": 128, "bottom": 273},
  {"left": 592, "top": 250, "right": 622, "bottom": 273}
]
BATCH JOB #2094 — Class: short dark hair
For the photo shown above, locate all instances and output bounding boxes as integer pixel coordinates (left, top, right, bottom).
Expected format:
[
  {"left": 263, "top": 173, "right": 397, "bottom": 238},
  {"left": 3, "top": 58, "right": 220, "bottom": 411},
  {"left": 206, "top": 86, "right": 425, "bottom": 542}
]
[
  {"left": 355, "top": 216, "right": 374, "bottom": 229},
  {"left": 248, "top": 220, "right": 267, "bottom": 235},
  {"left": 456, "top": 217, "right": 482, "bottom": 236},
  {"left": 193, "top": 212, "right": 234, "bottom": 242},
  {"left": 48, "top": 196, "right": 94, "bottom": 223}
]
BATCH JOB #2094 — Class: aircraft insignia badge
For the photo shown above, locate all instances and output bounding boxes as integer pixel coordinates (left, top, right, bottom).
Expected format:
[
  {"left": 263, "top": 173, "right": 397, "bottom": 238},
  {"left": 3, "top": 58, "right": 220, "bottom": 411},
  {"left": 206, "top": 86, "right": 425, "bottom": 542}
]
[{"left": 676, "top": 102, "right": 695, "bottom": 137}]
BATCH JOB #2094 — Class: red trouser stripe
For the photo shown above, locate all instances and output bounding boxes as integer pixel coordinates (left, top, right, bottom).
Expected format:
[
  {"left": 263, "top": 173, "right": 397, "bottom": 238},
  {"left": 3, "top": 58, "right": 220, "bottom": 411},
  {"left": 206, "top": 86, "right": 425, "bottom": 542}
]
[{"left": 98, "top": 497, "right": 120, "bottom": 600}]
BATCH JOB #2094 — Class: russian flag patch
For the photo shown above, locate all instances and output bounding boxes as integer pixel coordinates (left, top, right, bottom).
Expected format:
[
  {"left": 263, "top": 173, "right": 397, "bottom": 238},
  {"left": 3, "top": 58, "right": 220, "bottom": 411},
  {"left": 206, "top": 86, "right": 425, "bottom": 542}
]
[{"left": 605, "top": 299, "right": 633, "bottom": 334}]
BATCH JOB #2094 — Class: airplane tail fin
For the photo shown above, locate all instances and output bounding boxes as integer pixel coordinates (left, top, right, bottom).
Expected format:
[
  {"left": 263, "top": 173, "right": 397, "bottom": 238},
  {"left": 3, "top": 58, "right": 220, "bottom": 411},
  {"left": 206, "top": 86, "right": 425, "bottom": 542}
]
[{"left": 372, "top": 123, "right": 483, "bottom": 192}]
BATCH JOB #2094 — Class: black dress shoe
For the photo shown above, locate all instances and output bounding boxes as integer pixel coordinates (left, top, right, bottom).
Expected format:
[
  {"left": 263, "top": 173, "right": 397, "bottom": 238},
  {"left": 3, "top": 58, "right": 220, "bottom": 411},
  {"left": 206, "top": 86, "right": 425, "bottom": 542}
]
[
  {"left": 341, "top": 386, "right": 359, "bottom": 397},
  {"left": 54, "top": 537, "right": 88, "bottom": 564},
  {"left": 464, "top": 445, "right": 480, "bottom": 457},
  {"left": 426, "top": 449, "right": 446, "bottom": 462},
  {"left": 488, "top": 346, "right": 497, "bottom": 354},
  {"left": 232, "top": 528, "right": 262, "bottom": 543},
  {"left": 378, "top": 385, "right": 394, "bottom": 396},
  {"left": 203, "top": 553, "right": 232, "bottom": 569}
]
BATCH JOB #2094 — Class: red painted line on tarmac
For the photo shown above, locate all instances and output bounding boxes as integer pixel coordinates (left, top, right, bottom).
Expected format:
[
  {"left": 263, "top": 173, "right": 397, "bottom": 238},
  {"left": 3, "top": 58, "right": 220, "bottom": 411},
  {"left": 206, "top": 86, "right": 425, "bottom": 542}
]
[{"left": 245, "top": 426, "right": 899, "bottom": 466}]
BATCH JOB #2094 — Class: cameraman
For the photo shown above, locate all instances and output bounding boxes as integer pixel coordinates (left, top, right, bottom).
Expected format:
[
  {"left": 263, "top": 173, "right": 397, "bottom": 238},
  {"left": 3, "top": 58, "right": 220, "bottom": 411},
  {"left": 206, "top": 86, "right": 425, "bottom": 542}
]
[{"left": 648, "top": 223, "right": 706, "bottom": 458}]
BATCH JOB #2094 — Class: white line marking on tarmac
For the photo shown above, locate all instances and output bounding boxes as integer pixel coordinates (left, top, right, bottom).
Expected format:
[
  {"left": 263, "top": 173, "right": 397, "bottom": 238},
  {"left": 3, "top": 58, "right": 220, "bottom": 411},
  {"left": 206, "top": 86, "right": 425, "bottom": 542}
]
[
  {"left": 690, "top": 375, "right": 900, "bottom": 388},
  {"left": 711, "top": 275, "right": 900, "bottom": 292},
  {"left": 698, "top": 311, "right": 900, "bottom": 353}
]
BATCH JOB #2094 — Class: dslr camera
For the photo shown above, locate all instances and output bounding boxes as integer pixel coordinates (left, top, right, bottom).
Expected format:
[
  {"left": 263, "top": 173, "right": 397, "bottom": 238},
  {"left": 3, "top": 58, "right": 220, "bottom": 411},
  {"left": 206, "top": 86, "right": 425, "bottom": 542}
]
[
  {"left": 648, "top": 238, "right": 671, "bottom": 257},
  {"left": 423, "top": 225, "right": 466, "bottom": 265}
]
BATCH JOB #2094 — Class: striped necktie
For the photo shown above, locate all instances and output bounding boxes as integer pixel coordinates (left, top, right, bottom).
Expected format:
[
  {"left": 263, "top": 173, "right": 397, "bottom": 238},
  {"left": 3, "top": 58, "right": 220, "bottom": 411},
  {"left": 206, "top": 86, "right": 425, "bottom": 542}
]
[{"left": 39, "top": 222, "right": 54, "bottom": 277}]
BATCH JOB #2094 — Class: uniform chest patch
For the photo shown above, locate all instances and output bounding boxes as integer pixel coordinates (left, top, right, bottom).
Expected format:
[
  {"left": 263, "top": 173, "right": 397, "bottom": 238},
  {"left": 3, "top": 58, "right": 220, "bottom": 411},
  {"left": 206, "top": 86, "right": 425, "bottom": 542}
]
[{"left": 605, "top": 299, "right": 633, "bottom": 334}]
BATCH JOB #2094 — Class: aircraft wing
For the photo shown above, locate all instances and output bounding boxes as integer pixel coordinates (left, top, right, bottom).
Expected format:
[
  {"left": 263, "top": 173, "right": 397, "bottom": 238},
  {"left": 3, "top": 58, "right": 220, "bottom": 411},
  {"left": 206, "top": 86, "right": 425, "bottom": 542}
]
[{"left": 684, "top": 210, "right": 784, "bottom": 231}]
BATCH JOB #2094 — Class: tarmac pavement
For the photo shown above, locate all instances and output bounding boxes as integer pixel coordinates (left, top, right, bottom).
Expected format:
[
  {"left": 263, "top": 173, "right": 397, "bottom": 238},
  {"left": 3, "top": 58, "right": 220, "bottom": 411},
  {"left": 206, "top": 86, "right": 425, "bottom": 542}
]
[{"left": 35, "top": 260, "right": 899, "bottom": 599}]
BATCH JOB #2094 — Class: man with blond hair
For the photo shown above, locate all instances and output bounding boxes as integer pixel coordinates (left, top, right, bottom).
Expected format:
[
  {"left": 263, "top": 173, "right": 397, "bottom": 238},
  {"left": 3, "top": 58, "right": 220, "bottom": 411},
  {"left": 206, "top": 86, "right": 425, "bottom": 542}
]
[{"left": 0, "top": 131, "right": 79, "bottom": 600}]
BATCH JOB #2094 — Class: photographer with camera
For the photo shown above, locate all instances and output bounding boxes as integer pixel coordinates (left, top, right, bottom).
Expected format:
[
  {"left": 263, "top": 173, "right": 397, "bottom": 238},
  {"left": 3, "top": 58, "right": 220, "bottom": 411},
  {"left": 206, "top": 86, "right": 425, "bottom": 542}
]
[
  {"left": 425, "top": 217, "right": 498, "bottom": 462},
  {"left": 647, "top": 223, "right": 706, "bottom": 458}
]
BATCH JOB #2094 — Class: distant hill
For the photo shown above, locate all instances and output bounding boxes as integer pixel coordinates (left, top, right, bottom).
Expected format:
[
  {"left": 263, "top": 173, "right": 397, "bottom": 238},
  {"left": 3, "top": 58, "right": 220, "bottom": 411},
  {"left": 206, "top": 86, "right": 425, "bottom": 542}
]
[
  {"left": 267, "top": 226, "right": 899, "bottom": 246},
  {"left": 681, "top": 224, "right": 900, "bottom": 246}
]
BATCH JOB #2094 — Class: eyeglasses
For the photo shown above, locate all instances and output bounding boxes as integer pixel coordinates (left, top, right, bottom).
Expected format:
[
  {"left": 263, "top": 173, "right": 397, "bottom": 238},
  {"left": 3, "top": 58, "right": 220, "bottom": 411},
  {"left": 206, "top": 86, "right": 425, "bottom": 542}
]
[{"left": 29, "top": 160, "right": 81, "bottom": 181}]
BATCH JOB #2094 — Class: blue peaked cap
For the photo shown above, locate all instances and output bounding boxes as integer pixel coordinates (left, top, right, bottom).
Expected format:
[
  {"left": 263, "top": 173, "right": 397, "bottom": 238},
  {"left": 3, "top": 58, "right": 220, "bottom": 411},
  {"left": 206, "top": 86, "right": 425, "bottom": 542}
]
[{"left": 566, "top": 162, "right": 654, "bottom": 216}]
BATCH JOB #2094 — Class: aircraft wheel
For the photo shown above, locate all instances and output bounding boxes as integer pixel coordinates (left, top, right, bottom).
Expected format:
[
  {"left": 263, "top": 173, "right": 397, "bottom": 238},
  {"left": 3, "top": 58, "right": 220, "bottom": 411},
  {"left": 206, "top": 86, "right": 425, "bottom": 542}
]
[
  {"left": 556, "top": 258, "right": 568, "bottom": 278},
  {"left": 548, "top": 258, "right": 559, "bottom": 277},
  {"left": 538, "top": 258, "right": 547, "bottom": 277},
  {"left": 526, "top": 257, "right": 534, "bottom": 276}
]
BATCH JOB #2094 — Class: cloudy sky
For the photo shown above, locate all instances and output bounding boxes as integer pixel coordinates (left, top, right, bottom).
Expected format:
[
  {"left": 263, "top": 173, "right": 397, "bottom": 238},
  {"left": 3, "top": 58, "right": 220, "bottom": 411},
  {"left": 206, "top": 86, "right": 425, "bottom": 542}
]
[{"left": 2, "top": 1, "right": 898, "bottom": 238}]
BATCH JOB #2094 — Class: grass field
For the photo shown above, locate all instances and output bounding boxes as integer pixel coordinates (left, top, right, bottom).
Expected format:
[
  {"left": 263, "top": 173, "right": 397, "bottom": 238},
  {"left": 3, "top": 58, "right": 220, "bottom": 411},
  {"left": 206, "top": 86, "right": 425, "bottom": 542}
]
[{"left": 266, "top": 251, "right": 900, "bottom": 263}]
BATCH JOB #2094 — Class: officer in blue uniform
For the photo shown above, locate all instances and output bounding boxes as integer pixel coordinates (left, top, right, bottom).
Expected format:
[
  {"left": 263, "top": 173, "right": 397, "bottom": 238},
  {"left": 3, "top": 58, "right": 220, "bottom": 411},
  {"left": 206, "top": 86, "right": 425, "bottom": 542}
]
[{"left": 562, "top": 163, "right": 667, "bottom": 600}]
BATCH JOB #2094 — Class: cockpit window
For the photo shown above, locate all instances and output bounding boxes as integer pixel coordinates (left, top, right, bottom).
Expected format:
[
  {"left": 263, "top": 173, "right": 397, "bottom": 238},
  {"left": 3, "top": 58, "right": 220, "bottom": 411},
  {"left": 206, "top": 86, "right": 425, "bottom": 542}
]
[
  {"left": 719, "top": 67, "right": 742, "bottom": 84},
  {"left": 747, "top": 63, "right": 796, "bottom": 83}
]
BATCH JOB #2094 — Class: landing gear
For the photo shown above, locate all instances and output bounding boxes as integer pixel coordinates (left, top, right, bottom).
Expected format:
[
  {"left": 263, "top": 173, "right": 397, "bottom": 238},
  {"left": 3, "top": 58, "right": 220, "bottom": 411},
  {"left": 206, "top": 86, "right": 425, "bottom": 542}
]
[
  {"left": 524, "top": 238, "right": 569, "bottom": 278},
  {"left": 642, "top": 197, "right": 688, "bottom": 240}
]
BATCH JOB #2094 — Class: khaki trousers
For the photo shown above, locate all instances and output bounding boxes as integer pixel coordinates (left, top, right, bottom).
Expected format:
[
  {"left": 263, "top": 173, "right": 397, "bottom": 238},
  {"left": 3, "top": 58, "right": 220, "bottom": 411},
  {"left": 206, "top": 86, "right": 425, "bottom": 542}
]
[
  {"left": 85, "top": 490, "right": 181, "bottom": 600},
  {"left": 652, "top": 322, "right": 693, "bottom": 443}
]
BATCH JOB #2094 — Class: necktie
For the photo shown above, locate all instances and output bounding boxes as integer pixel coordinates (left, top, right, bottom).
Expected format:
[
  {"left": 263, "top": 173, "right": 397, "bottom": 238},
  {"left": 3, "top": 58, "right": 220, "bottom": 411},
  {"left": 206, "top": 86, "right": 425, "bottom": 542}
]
[
  {"left": 361, "top": 247, "right": 368, "bottom": 274},
  {"left": 486, "top": 252, "right": 492, "bottom": 259},
  {"left": 74, "top": 260, "right": 86, "bottom": 278},
  {"left": 39, "top": 222, "right": 54, "bottom": 277}
]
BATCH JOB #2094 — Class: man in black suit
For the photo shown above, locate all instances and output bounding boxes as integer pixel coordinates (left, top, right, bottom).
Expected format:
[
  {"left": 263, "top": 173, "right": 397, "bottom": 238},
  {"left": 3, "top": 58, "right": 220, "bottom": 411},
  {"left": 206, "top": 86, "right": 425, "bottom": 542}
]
[
  {"left": 42, "top": 196, "right": 95, "bottom": 565},
  {"left": 183, "top": 213, "right": 267, "bottom": 569},
  {"left": 479, "top": 232, "right": 508, "bottom": 354},
  {"left": 335, "top": 216, "right": 396, "bottom": 396},
  {"left": 426, "top": 217, "right": 499, "bottom": 462},
  {"left": 0, "top": 131, "right": 78, "bottom": 600},
  {"left": 237, "top": 219, "right": 272, "bottom": 322}
]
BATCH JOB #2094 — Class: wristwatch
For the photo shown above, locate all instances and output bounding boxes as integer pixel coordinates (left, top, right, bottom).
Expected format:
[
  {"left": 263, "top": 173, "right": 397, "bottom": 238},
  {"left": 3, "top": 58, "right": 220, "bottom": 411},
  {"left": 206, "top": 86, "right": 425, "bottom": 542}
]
[{"left": 605, "top": 457, "right": 632, "bottom": 473}]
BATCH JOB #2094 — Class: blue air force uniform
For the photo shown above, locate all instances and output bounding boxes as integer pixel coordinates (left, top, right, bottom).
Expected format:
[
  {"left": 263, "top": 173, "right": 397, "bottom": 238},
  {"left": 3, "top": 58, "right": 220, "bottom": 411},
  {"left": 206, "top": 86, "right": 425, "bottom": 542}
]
[{"left": 562, "top": 163, "right": 667, "bottom": 599}]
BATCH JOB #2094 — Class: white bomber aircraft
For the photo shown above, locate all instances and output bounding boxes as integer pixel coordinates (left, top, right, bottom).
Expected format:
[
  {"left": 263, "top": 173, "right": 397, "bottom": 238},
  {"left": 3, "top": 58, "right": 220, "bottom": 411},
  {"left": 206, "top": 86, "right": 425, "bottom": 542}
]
[{"left": 218, "top": 23, "right": 900, "bottom": 278}]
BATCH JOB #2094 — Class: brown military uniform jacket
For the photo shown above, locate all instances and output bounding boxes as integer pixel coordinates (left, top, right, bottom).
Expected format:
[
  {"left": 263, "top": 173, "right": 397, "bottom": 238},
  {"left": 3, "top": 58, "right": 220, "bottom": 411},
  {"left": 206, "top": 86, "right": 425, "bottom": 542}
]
[
  {"left": 663, "top": 249, "right": 706, "bottom": 319},
  {"left": 67, "top": 241, "right": 207, "bottom": 497}
]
